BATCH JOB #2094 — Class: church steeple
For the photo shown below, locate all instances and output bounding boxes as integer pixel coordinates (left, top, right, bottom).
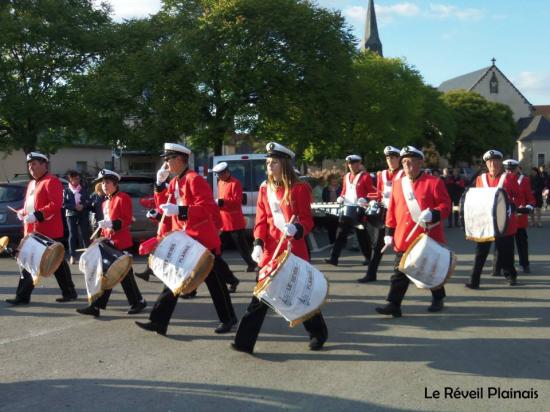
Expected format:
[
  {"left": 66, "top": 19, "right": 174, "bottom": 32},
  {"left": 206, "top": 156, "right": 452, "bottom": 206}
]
[{"left": 361, "top": 0, "right": 383, "bottom": 56}]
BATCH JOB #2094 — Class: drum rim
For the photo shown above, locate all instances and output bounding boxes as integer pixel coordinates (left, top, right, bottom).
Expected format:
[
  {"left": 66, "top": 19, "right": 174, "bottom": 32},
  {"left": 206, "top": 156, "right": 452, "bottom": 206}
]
[
  {"left": 461, "top": 187, "right": 510, "bottom": 242},
  {"left": 101, "top": 254, "right": 133, "bottom": 290}
]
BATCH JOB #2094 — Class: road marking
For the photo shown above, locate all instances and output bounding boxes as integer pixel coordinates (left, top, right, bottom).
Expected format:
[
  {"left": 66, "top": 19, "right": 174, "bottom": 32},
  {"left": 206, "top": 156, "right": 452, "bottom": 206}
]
[{"left": 0, "top": 318, "right": 96, "bottom": 346}]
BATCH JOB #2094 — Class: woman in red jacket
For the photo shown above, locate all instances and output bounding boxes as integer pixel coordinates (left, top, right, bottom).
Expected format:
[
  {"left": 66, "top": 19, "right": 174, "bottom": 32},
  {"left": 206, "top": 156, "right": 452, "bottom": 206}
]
[
  {"left": 76, "top": 170, "right": 146, "bottom": 317},
  {"left": 231, "top": 142, "right": 328, "bottom": 354}
]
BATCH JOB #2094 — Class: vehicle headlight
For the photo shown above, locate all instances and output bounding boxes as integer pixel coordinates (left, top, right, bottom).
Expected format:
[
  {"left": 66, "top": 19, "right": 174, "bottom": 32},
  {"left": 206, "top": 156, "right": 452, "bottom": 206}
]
[{"left": 0, "top": 212, "right": 6, "bottom": 223}]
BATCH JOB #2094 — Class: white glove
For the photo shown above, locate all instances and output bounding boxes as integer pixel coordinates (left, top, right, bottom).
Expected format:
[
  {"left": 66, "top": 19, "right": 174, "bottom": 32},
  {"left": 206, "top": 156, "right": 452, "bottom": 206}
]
[
  {"left": 418, "top": 209, "right": 432, "bottom": 224},
  {"left": 526, "top": 205, "right": 534, "bottom": 211},
  {"left": 98, "top": 219, "right": 112, "bottom": 229},
  {"left": 156, "top": 165, "right": 170, "bottom": 186},
  {"left": 23, "top": 213, "right": 37, "bottom": 224},
  {"left": 336, "top": 196, "right": 344, "bottom": 204},
  {"left": 251, "top": 245, "right": 263, "bottom": 264},
  {"left": 17, "top": 210, "right": 25, "bottom": 221},
  {"left": 357, "top": 198, "right": 368, "bottom": 208},
  {"left": 160, "top": 203, "right": 179, "bottom": 217},
  {"left": 283, "top": 223, "right": 297, "bottom": 237},
  {"left": 384, "top": 236, "right": 393, "bottom": 247},
  {"left": 146, "top": 209, "right": 159, "bottom": 219}
]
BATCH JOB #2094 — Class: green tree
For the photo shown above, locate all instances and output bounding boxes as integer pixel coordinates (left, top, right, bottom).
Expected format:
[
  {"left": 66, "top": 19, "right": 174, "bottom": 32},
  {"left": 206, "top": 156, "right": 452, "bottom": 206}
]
[
  {"left": 0, "top": 0, "right": 112, "bottom": 153},
  {"left": 442, "top": 90, "right": 516, "bottom": 164}
]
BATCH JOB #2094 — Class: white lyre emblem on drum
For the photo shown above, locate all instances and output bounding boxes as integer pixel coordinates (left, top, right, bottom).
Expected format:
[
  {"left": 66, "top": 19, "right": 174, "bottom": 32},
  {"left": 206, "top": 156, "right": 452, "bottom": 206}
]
[
  {"left": 148, "top": 231, "right": 214, "bottom": 296},
  {"left": 460, "top": 187, "right": 509, "bottom": 242},
  {"left": 398, "top": 234, "right": 456, "bottom": 290},
  {"left": 17, "top": 233, "right": 65, "bottom": 285},
  {"left": 254, "top": 250, "right": 329, "bottom": 327}
]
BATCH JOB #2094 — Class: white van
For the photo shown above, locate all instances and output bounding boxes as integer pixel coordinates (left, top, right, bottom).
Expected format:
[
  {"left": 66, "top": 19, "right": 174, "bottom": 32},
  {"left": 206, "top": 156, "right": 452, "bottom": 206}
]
[{"left": 211, "top": 153, "right": 267, "bottom": 230}]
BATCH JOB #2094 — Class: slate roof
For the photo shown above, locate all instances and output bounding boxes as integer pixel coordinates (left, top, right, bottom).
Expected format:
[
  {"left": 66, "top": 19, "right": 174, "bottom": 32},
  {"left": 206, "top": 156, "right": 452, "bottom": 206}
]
[
  {"left": 517, "top": 115, "right": 550, "bottom": 142},
  {"left": 361, "top": 0, "right": 383, "bottom": 56},
  {"left": 438, "top": 66, "right": 491, "bottom": 92}
]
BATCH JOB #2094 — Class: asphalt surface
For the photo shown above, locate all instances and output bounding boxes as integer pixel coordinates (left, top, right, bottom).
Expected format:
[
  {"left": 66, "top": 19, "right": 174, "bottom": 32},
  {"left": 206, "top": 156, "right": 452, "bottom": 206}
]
[{"left": 1, "top": 214, "right": 550, "bottom": 411}]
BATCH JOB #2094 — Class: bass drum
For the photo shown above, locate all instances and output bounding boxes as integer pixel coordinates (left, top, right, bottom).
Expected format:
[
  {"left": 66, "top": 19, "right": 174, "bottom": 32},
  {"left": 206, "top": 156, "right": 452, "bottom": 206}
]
[
  {"left": 254, "top": 250, "right": 329, "bottom": 327},
  {"left": 17, "top": 232, "right": 65, "bottom": 285},
  {"left": 460, "top": 187, "right": 509, "bottom": 242}
]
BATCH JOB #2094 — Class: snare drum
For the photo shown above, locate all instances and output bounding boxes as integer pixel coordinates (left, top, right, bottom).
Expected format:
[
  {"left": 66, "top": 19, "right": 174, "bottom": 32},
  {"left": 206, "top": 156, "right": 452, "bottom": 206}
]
[
  {"left": 365, "top": 200, "right": 386, "bottom": 229},
  {"left": 460, "top": 187, "right": 509, "bottom": 242},
  {"left": 79, "top": 239, "right": 133, "bottom": 302},
  {"left": 254, "top": 250, "right": 329, "bottom": 327},
  {"left": 148, "top": 231, "right": 214, "bottom": 296},
  {"left": 398, "top": 233, "right": 456, "bottom": 290},
  {"left": 17, "top": 232, "right": 65, "bottom": 285},
  {"left": 339, "top": 205, "right": 359, "bottom": 223}
]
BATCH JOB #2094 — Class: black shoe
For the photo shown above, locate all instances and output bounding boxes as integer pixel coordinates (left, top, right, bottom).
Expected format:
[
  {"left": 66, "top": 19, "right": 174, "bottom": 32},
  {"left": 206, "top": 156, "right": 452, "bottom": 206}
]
[
  {"left": 427, "top": 299, "right": 444, "bottom": 312},
  {"left": 324, "top": 258, "right": 338, "bottom": 266},
  {"left": 76, "top": 305, "right": 100, "bottom": 317},
  {"left": 246, "top": 265, "right": 257, "bottom": 273},
  {"left": 5, "top": 297, "right": 30, "bottom": 306},
  {"left": 180, "top": 290, "right": 197, "bottom": 299},
  {"left": 507, "top": 277, "right": 517, "bottom": 286},
  {"left": 357, "top": 276, "right": 376, "bottom": 283},
  {"left": 215, "top": 317, "right": 237, "bottom": 334},
  {"left": 375, "top": 303, "right": 402, "bottom": 318},
  {"left": 362, "top": 259, "right": 370, "bottom": 266},
  {"left": 56, "top": 292, "right": 78, "bottom": 303},
  {"left": 309, "top": 336, "right": 326, "bottom": 351},
  {"left": 230, "top": 342, "right": 253, "bottom": 354},
  {"left": 465, "top": 283, "right": 480, "bottom": 290},
  {"left": 127, "top": 300, "right": 147, "bottom": 314},
  {"left": 135, "top": 321, "right": 167, "bottom": 336},
  {"left": 522, "top": 265, "right": 531, "bottom": 274},
  {"left": 228, "top": 278, "right": 240, "bottom": 293},
  {"left": 134, "top": 268, "right": 152, "bottom": 282}
]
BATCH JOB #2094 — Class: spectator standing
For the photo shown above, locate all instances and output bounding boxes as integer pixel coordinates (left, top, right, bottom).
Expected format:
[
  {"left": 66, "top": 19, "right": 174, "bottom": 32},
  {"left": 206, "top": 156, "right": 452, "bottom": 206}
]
[
  {"left": 89, "top": 181, "right": 106, "bottom": 229},
  {"left": 63, "top": 171, "right": 91, "bottom": 264},
  {"left": 530, "top": 167, "right": 545, "bottom": 227},
  {"left": 443, "top": 167, "right": 465, "bottom": 228}
]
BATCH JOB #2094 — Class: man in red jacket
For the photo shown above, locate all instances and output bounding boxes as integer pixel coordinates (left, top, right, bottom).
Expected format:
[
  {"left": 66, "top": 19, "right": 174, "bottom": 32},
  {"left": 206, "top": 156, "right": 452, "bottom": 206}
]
[
  {"left": 466, "top": 150, "right": 522, "bottom": 289},
  {"left": 135, "top": 143, "right": 237, "bottom": 336},
  {"left": 325, "top": 154, "right": 374, "bottom": 266},
  {"left": 493, "top": 159, "right": 535, "bottom": 274},
  {"left": 6, "top": 152, "right": 77, "bottom": 305},
  {"left": 213, "top": 162, "right": 255, "bottom": 273},
  {"left": 376, "top": 146, "right": 451, "bottom": 317}
]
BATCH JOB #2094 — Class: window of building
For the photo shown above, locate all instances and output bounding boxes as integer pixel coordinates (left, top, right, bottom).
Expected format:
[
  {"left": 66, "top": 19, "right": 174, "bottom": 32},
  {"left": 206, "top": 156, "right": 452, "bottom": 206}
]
[
  {"left": 76, "top": 161, "right": 88, "bottom": 173},
  {"left": 489, "top": 72, "right": 498, "bottom": 94},
  {"left": 537, "top": 153, "right": 545, "bottom": 167}
]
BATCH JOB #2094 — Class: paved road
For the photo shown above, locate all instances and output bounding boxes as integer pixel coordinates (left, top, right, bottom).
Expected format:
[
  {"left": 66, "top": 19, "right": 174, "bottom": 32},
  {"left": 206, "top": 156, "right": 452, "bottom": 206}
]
[{"left": 1, "top": 216, "right": 550, "bottom": 411}]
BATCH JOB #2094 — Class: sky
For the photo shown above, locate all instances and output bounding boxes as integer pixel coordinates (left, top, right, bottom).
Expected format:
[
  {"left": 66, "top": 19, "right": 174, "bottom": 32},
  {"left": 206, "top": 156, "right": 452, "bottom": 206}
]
[{"left": 100, "top": 0, "right": 550, "bottom": 105}]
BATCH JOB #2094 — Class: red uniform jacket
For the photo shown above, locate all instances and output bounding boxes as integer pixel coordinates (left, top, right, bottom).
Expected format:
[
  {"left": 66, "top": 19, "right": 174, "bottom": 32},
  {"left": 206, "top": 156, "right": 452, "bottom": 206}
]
[
  {"left": 101, "top": 191, "right": 133, "bottom": 250},
  {"left": 21, "top": 173, "right": 64, "bottom": 239},
  {"left": 254, "top": 181, "right": 313, "bottom": 267},
  {"left": 154, "top": 169, "right": 221, "bottom": 251},
  {"left": 386, "top": 172, "right": 451, "bottom": 253},
  {"left": 376, "top": 169, "right": 403, "bottom": 204},
  {"left": 475, "top": 172, "right": 521, "bottom": 236},
  {"left": 340, "top": 171, "right": 375, "bottom": 201},
  {"left": 516, "top": 174, "right": 535, "bottom": 229},
  {"left": 218, "top": 176, "right": 246, "bottom": 231}
]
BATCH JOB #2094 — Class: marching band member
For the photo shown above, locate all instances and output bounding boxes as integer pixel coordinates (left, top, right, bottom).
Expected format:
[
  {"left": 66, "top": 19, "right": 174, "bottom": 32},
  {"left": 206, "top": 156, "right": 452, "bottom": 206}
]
[
  {"left": 358, "top": 146, "right": 403, "bottom": 283},
  {"left": 493, "top": 159, "right": 534, "bottom": 274},
  {"left": 76, "top": 170, "right": 147, "bottom": 316},
  {"left": 325, "top": 154, "right": 374, "bottom": 266},
  {"left": 5, "top": 152, "right": 78, "bottom": 305},
  {"left": 375, "top": 146, "right": 451, "bottom": 317},
  {"left": 135, "top": 143, "right": 237, "bottom": 336},
  {"left": 213, "top": 161, "right": 255, "bottom": 282},
  {"left": 466, "top": 150, "right": 522, "bottom": 289},
  {"left": 231, "top": 142, "right": 328, "bottom": 354}
]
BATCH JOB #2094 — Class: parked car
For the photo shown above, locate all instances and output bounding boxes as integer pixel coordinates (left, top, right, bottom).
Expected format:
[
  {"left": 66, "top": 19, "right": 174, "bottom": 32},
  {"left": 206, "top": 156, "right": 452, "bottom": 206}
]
[{"left": 0, "top": 183, "right": 26, "bottom": 246}]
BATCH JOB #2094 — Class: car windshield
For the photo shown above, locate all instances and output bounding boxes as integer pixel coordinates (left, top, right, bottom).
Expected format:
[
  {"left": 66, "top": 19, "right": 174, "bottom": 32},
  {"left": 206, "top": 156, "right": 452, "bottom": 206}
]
[
  {"left": 0, "top": 185, "right": 25, "bottom": 202},
  {"left": 119, "top": 181, "right": 154, "bottom": 198}
]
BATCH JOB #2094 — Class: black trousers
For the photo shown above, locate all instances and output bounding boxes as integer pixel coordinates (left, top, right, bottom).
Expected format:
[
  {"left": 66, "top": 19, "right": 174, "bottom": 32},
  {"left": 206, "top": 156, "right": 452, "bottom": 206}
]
[
  {"left": 234, "top": 296, "right": 328, "bottom": 352},
  {"left": 149, "top": 265, "right": 235, "bottom": 328},
  {"left": 470, "top": 235, "right": 517, "bottom": 287},
  {"left": 447, "top": 201, "right": 460, "bottom": 227},
  {"left": 224, "top": 229, "right": 255, "bottom": 268},
  {"left": 66, "top": 213, "right": 90, "bottom": 257},
  {"left": 330, "top": 218, "right": 372, "bottom": 262},
  {"left": 16, "top": 257, "right": 76, "bottom": 301},
  {"left": 213, "top": 254, "right": 239, "bottom": 285},
  {"left": 493, "top": 228, "right": 529, "bottom": 273},
  {"left": 92, "top": 269, "right": 143, "bottom": 309},
  {"left": 386, "top": 253, "right": 446, "bottom": 306},
  {"left": 364, "top": 225, "right": 385, "bottom": 280}
]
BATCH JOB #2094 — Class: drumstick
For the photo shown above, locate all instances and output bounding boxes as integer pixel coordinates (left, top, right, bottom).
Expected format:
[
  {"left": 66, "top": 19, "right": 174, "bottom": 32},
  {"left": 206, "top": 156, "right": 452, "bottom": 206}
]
[
  {"left": 7, "top": 206, "right": 19, "bottom": 214},
  {"left": 272, "top": 215, "right": 296, "bottom": 259},
  {"left": 157, "top": 194, "right": 172, "bottom": 236},
  {"left": 89, "top": 226, "right": 101, "bottom": 241},
  {"left": 405, "top": 221, "right": 421, "bottom": 243}
]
